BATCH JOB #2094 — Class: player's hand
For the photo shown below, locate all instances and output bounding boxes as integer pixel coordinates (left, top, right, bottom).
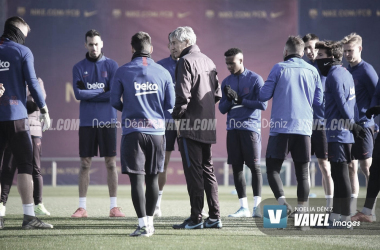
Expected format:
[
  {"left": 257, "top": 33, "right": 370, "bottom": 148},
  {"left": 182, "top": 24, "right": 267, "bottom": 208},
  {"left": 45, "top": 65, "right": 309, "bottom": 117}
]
[
  {"left": 103, "top": 85, "right": 109, "bottom": 93},
  {"left": 172, "top": 109, "right": 185, "bottom": 119},
  {"left": 224, "top": 85, "right": 238, "bottom": 101},
  {"left": 76, "top": 80, "right": 86, "bottom": 90},
  {"left": 0, "top": 83, "right": 5, "bottom": 97},
  {"left": 39, "top": 105, "right": 51, "bottom": 132},
  {"left": 351, "top": 123, "right": 366, "bottom": 140},
  {"left": 366, "top": 106, "right": 380, "bottom": 119},
  {"left": 26, "top": 96, "right": 38, "bottom": 114}
]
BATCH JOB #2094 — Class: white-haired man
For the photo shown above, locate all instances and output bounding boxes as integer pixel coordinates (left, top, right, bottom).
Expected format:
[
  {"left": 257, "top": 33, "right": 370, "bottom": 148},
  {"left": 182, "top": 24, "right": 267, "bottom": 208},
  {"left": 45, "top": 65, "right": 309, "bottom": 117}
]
[{"left": 170, "top": 27, "right": 222, "bottom": 229}]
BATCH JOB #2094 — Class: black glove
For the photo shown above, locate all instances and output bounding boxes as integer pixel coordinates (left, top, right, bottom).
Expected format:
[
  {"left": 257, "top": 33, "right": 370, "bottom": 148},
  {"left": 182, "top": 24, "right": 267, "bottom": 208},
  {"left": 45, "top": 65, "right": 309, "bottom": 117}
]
[
  {"left": 26, "top": 96, "right": 38, "bottom": 114},
  {"left": 366, "top": 106, "right": 380, "bottom": 119},
  {"left": 172, "top": 109, "right": 185, "bottom": 119},
  {"left": 76, "top": 80, "right": 86, "bottom": 90},
  {"left": 103, "top": 85, "right": 109, "bottom": 93},
  {"left": 351, "top": 123, "right": 366, "bottom": 140}
]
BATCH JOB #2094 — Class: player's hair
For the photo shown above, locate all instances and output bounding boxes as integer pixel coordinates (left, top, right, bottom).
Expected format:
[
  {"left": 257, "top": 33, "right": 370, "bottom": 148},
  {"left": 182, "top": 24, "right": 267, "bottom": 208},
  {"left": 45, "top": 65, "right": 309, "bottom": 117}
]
[
  {"left": 302, "top": 33, "right": 319, "bottom": 43},
  {"left": 131, "top": 31, "right": 152, "bottom": 52},
  {"left": 85, "top": 29, "right": 101, "bottom": 42},
  {"left": 315, "top": 40, "right": 343, "bottom": 61},
  {"left": 168, "top": 32, "right": 171, "bottom": 42},
  {"left": 169, "top": 26, "right": 196, "bottom": 45},
  {"left": 285, "top": 36, "right": 304, "bottom": 55},
  {"left": 341, "top": 33, "right": 362, "bottom": 47},
  {"left": 4, "top": 16, "right": 30, "bottom": 33},
  {"left": 224, "top": 48, "right": 243, "bottom": 57}
]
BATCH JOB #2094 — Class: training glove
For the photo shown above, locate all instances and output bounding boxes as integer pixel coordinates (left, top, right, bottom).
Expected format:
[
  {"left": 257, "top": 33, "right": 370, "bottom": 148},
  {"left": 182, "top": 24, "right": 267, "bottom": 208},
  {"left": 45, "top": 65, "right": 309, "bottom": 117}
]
[
  {"left": 366, "top": 106, "right": 380, "bottom": 119},
  {"left": 39, "top": 105, "right": 51, "bottom": 132},
  {"left": 351, "top": 123, "right": 366, "bottom": 141},
  {"left": 26, "top": 96, "right": 38, "bottom": 114}
]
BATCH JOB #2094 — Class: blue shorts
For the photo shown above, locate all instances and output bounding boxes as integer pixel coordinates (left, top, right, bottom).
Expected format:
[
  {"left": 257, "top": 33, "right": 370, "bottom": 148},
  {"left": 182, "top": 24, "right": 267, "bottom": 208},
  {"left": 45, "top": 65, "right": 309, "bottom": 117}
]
[
  {"left": 266, "top": 134, "right": 311, "bottom": 162},
  {"left": 79, "top": 126, "right": 117, "bottom": 157},
  {"left": 328, "top": 142, "right": 353, "bottom": 163},
  {"left": 227, "top": 130, "right": 261, "bottom": 165},
  {"left": 165, "top": 122, "right": 178, "bottom": 151},
  {"left": 120, "top": 132, "right": 165, "bottom": 175},
  {"left": 352, "top": 126, "right": 374, "bottom": 160},
  {"left": 311, "top": 128, "right": 328, "bottom": 159}
]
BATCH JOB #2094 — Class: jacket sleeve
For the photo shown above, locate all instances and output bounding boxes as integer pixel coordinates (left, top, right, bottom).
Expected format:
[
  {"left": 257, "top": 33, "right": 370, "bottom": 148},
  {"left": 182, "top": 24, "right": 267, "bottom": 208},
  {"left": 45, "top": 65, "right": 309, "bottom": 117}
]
[
  {"left": 173, "top": 58, "right": 192, "bottom": 117},
  {"left": 110, "top": 70, "right": 123, "bottom": 112},
  {"left": 218, "top": 79, "right": 233, "bottom": 114},
  {"left": 72, "top": 66, "right": 103, "bottom": 101},
  {"left": 212, "top": 70, "right": 222, "bottom": 103},
  {"left": 164, "top": 75, "right": 175, "bottom": 113},
  {"left": 313, "top": 73, "right": 324, "bottom": 107},
  {"left": 23, "top": 49, "right": 46, "bottom": 109},
  {"left": 259, "top": 64, "right": 279, "bottom": 102},
  {"left": 370, "top": 79, "right": 380, "bottom": 107},
  {"left": 331, "top": 78, "right": 354, "bottom": 121},
  {"left": 242, "top": 76, "right": 267, "bottom": 110},
  {"left": 364, "top": 68, "right": 379, "bottom": 107}
]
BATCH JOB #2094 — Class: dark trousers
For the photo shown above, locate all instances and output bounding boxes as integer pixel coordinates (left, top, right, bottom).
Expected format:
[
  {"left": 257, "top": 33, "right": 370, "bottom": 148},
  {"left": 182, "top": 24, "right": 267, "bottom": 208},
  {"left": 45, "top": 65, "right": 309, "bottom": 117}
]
[
  {"left": 1, "top": 136, "right": 43, "bottom": 205},
  {"left": 364, "top": 137, "right": 380, "bottom": 209},
  {"left": 178, "top": 137, "right": 220, "bottom": 223}
]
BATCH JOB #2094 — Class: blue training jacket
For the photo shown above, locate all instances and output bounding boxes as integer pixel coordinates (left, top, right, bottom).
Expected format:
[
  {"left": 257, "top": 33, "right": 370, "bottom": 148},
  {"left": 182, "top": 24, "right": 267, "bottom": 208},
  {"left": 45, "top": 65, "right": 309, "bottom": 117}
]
[
  {"left": 157, "top": 55, "right": 177, "bottom": 121},
  {"left": 324, "top": 65, "right": 356, "bottom": 143},
  {"left": 348, "top": 60, "right": 378, "bottom": 128},
  {"left": 110, "top": 56, "right": 175, "bottom": 135},
  {"left": 259, "top": 57, "right": 323, "bottom": 136},
  {"left": 72, "top": 54, "right": 118, "bottom": 127},
  {"left": 219, "top": 68, "right": 267, "bottom": 134},
  {"left": 0, "top": 38, "right": 46, "bottom": 121},
  {"left": 308, "top": 60, "right": 327, "bottom": 126}
]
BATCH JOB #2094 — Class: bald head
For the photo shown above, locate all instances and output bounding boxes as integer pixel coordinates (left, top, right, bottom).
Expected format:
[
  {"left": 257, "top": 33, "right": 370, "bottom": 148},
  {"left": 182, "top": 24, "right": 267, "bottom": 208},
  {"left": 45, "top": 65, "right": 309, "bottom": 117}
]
[{"left": 225, "top": 48, "right": 244, "bottom": 75}]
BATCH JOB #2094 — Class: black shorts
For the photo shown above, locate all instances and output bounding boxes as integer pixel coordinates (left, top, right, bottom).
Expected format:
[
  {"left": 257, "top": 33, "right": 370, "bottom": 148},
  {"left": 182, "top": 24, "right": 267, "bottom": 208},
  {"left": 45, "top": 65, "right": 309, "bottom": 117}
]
[
  {"left": 352, "top": 126, "right": 374, "bottom": 160},
  {"left": 120, "top": 132, "right": 165, "bottom": 175},
  {"left": 311, "top": 128, "right": 328, "bottom": 159},
  {"left": 373, "top": 135, "right": 380, "bottom": 160},
  {"left": 165, "top": 122, "right": 178, "bottom": 151},
  {"left": 328, "top": 142, "right": 353, "bottom": 163},
  {"left": 227, "top": 130, "right": 261, "bottom": 165},
  {"left": 266, "top": 134, "right": 311, "bottom": 162},
  {"left": 79, "top": 126, "right": 117, "bottom": 157},
  {"left": 0, "top": 119, "right": 33, "bottom": 174}
]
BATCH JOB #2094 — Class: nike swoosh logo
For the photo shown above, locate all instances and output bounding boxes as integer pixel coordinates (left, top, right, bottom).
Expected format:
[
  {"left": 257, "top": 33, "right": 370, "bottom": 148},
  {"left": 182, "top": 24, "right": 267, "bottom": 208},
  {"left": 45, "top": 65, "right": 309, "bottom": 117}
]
[
  {"left": 178, "top": 12, "right": 191, "bottom": 18},
  {"left": 324, "top": 62, "right": 330, "bottom": 66},
  {"left": 270, "top": 11, "right": 284, "bottom": 18},
  {"left": 84, "top": 10, "right": 97, "bottom": 17},
  {"left": 185, "top": 222, "right": 201, "bottom": 229}
]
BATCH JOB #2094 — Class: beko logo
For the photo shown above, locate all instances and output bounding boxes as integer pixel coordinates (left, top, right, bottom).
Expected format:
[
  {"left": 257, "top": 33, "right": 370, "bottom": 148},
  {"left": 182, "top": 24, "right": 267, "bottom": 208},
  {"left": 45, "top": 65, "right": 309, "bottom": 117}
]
[
  {"left": 134, "top": 82, "right": 158, "bottom": 96},
  {"left": 0, "top": 60, "right": 10, "bottom": 71},
  {"left": 87, "top": 82, "right": 105, "bottom": 89}
]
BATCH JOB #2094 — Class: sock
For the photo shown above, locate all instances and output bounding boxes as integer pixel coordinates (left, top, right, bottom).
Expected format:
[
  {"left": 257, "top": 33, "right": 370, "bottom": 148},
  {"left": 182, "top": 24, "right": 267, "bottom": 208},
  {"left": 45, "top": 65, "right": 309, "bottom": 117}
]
[
  {"left": 362, "top": 207, "right": 372, "bottom": 216},
  {"left": 147, "top": 216, "right": 154, "bottom": 228},
  {"left": 341, "top": 215, "right": 351, "bottom": 222},
  {"left": 351, "top": 194, "right": 358, "bottom": 198},
  {"left": 325, "top": 195, "right": 333, "bottom": 208},
  {"left": 79, "top": 197, "right": 86, "bottom": 209},
  {"left": 350, "top": 196, "right": 358, "bottom": 215},
  {"left": 277, "top": 196, "right": 286, "bottom": 205},
  {"left": 253, "top": 196, "right": 261, "bottom": 208},
  {"left": 22, "top": 203, "right": 35, "bottom": 216},
  {"left": 239, "top": 197, "right": 248, "bottom": 208},
  {"left": 110, "top": 197, "right": 117, "bottom": 210},
  {"left": 0, "top": 202, "right": 5, "bottom": 216},
  {"left": 156, "top": 190, "right": 163, "bottom": 208},
  {"left": 371, "top": 198, "right": 377, "bottom": 216},
  {"left": 330, "top": 213, "right": 340, "bottom": 221},
  {"left": 208, "top": 218, "right": 217, "bottom": 222},
  {"left": 138, "top": 217, "right": 147, "bottom": 228}
]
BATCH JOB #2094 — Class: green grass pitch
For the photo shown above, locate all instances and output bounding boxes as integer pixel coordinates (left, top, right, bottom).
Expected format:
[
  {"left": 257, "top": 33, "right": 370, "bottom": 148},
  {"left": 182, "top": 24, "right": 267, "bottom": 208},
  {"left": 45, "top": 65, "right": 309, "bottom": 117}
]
[{"left": 0, "top": 185, "right": 379, "bottom": 249}]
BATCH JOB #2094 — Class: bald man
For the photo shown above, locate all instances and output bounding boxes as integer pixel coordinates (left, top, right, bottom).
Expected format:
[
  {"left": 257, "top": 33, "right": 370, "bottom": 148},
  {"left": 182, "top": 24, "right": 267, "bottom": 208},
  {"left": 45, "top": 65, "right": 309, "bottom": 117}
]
[{"left": 219, "top": 48, "right": 267, "bottom": 218}]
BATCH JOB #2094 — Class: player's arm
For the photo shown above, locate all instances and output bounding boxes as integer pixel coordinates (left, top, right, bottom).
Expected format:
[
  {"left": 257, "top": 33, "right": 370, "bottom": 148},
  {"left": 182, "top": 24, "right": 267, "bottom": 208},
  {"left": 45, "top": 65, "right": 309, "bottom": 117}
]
[
  {"left": 313, "top": 74, "right": 324, "bottom": 107},
  {"left": 172, "top": 59, "right": 192, "bottom": 119},
  {"left": 72, "top": 67, "right": 103, "bottom": 101},
  {"left": 242, "top": 76, "right": 267, "bottom": 111},
  {"left": 364, "top": 69, "right": 378, "bottom": 106},
  {"left": 23, "top": 50, "right": 46, "bottom": 109},
  {"left": 370, "top": 79, "right": 380, "bottom": 108},
  {"left": 218, "top": 79, "right": 233, "bottom": 114},
  {"left": 163, "top": 76, "right": 175, "bottom": 113},
  {"left": 212, "top": 70, "right": 222, "bottom": 104},
  {"left": 331, "top": 78, "right": 354, "bottom": 121},
  {"left": 88, "top": 60, "right": 119, "bottom": 102},
  {"left": 110, "top": 70, "right": 124, "bottom": 112},
  {"left": 259, "top": 65, "right": 280, "bottom": 102}
]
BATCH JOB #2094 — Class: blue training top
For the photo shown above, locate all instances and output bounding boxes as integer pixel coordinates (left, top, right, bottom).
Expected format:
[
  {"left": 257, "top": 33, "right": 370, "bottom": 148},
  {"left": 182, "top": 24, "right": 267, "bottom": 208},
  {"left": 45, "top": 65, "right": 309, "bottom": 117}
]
[
  {"left": 308, "top": 60, "right": 327, "bottom": 126},
  {"left": 72, "top": 54, "right": 118, "bottom": 127},
  {"left": 219, "top": 68, "right": 267, "bottom": 134},
  {"left": 110, "top": 56, "right": 175, "bottom": 135},
  {"left": 0, "top": 38, "right": 46, "bottom": 121}
]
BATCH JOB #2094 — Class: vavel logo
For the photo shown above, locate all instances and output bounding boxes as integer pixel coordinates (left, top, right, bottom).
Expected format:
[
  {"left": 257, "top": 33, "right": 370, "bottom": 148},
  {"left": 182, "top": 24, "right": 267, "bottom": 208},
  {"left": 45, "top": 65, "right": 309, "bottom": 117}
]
[
  {"left": 0, "top": 60, "right": 10, "bottom": 71},
  {"left": 134, "top": 82, "right": 158, "bottom": 96},
  {"left": 87, "top": 82, "right": 105, "bottom": 89}
]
